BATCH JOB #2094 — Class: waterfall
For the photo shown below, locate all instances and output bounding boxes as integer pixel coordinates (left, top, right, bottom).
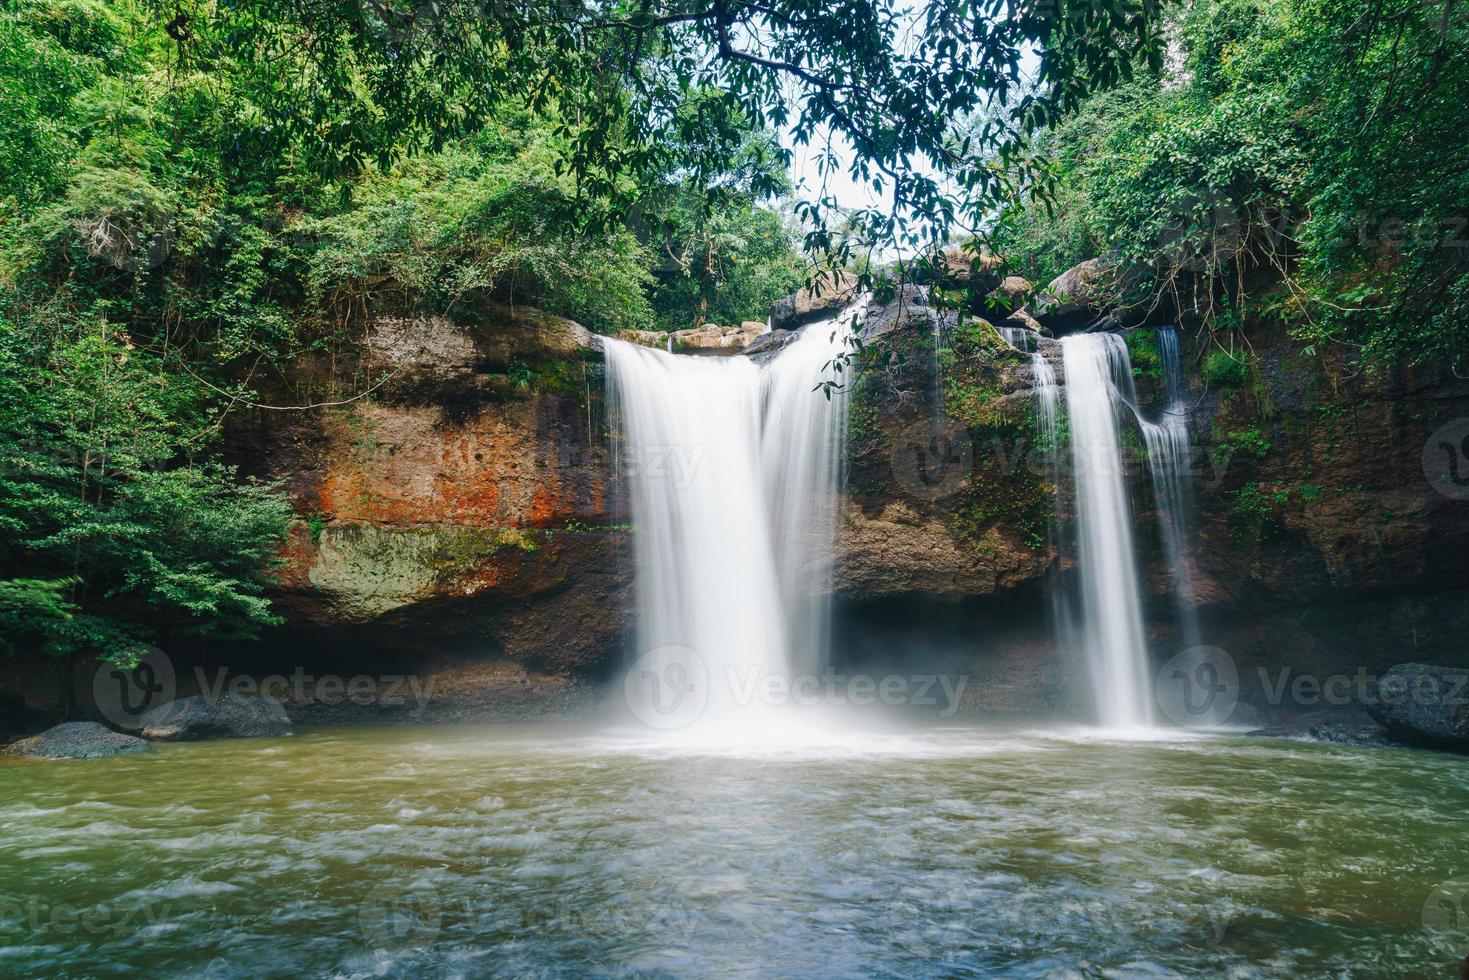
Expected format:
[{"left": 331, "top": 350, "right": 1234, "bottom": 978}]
[
  {"left": 1028, "top": 342, "right": 1081, "bottom": 666},
  {"left": 998, "top": 325, "right": 1036, "bottom": 352},
  {"left": 1138, "top": 327, "right": 1202, "bottom": 647},
  {"left": 1059, "top": 333, "right": 1155, "bottom": 729},
  {"left": 761, "top": 318, "right": 853, "bottom": 676},
  {"left": 604, "top": 307, "right": 859, "bottom": 730}
]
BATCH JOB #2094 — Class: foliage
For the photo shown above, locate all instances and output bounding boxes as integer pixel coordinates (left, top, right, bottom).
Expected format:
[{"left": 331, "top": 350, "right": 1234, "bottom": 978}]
[
  {"left": 1125, "top": 329, "right": 1161, "bottom": 381},
  {"left": 990, "top": 0, "right": 1469, "bottom": 369},
  {"left": 1226, "top": 480, "right": 1322, "bottom": 545},
  {"left": 645, "top": 196, "right": 805, "bottom": 331},
  {"left": 1202, "top": 349, "right": 1249, "bottom": 387},
  {"left": 189, "top": 0, "right": 1165, "bottom": 269},
  {"left": 0, "top": 314, "right": 291, "bottom": 665},
  {"left": 302, "top": 125, "right": 658, "bottom": 333},
  {"left": 0, "top": 0, "right": 835, "bottom": 674},
  {"left": 1217, "top": 426, "right": 1271, "bottom": 459}
]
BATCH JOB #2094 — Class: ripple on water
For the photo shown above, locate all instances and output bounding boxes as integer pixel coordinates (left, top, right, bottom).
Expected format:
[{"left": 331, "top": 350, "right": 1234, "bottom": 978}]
[{"left": 1, "top": 724, "right": 1467, "bottom": 978}]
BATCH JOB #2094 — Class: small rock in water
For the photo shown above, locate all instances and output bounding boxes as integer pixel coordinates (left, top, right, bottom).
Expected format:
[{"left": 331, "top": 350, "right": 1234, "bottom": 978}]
[
  {"left": 141, "top": 695, "right": 293, "bottom": 741},
  {"left": 7, "top": 721, "right": 149, "bottom": 759},
  {"left": 1307, "top": 723, "right": 1392, "bottom": 747}
]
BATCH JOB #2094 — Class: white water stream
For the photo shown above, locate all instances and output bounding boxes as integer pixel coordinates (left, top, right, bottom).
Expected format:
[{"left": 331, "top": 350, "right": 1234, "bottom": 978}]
[
  {"left": 610, "top": 308, "right": 1202, "bottom": 735},
  {"left": 1139, "top": 326, "right": 1203, "bottom": 647},
  {"left": 1060, "top": 333, "right": 1155, "bottom": 729},
  {"left": 604, "top": 307, "right": 860, "bottom": 732}
]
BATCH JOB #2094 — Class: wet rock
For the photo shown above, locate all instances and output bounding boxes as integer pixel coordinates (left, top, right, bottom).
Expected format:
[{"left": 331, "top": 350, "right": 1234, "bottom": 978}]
[
  {"left": 857, "top": 285, "right": 935, "bottom": 343},
  {"left": 235, "top": 299, "right": 632, "bottom": 677},
  {"left": 613, "top": 328, "right": 666, "bottom": 349},
  {"left": 834, "top": 500, "right": 1048, "bottom": 601},
  {"left": 1308, "top": 723, "right": 1392, "bottom": 747},
  {"left": 1222, "top": 702, "right": 1263, "bottom": 728},
  {"left": 281, "top": 660, "right": 600, "bottom": 725},
  {"left": 742, "top": 329, "right": 800, "bottom": 364},
  {"left": 140, "top": 695, "right": 293, "bottom": 741},
  {"left": 1365, "top": 663, "right": 1469, "bottom": 752},
  {"left": 769, "top": 271, "right": 859, "bottom": 331},
  {"left": 8, "top": 721, "right": 148, "bottom": 759},
  {"left": 1004, "top": 307, "right": 1050, "bottom": 336}
]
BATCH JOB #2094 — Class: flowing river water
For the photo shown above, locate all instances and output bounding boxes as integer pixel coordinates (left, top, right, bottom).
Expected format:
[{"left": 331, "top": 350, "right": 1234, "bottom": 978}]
[
  {"left": 8, "top": 317, "right": 1468, "bottom": 977},
  {"left": 4, "top": 723, "right": 1469, "bottom": 978}
]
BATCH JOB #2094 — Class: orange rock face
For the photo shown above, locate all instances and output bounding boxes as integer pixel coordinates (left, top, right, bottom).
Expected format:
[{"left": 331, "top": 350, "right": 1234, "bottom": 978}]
[
  {"left": 308, "top": 398, "right": 607, "bottom": 529},
  {"left": 232, "top": 306, "right": 632, "bottom": 673}
]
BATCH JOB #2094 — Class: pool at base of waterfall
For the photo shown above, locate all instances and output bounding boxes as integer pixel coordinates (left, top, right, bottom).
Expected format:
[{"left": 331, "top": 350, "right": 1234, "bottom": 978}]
[{"left": 3, "top": 723, "right": 1468, "bottom": 978}]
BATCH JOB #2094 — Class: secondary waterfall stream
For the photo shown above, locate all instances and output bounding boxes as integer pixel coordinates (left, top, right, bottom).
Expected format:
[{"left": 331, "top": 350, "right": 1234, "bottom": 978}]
[
  {"left": 1140, "top": 326, "right": 1203, "bottom": 648},
  {"left": 604, "top": 307, "right": 858, "bottom": 732}
]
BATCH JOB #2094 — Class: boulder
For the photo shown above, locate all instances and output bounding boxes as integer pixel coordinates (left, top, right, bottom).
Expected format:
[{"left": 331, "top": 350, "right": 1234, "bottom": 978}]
[
  {"left": 670, "top": 321, "right": 767, "bottom": 354},
  {"left": 1027, "top": 257, "right": 1115, "bottom": 331},
  {"left": 613, "top": 329, "right": 666, "bottom": 349},
  {"left": 986, "top": 275, "right": 1033, "bottom": 317},
  {"left": 1366, "top": 663, "right": 1469, "bottom": 751},
  {"left": 8, "top": 721, "right": 148, "bottom": 759},
  {"left": 942, "top": 245, "right": 1003, "bottom": 286},
  {"left": 742, "top": 328, "right": 800, "bottom": 364},
  {"left": 614, "top": 322, "right": 769, "bottom": 355},
  {"left": 1004, "top": 307, "right": 1051, "bottom": 336},
  {"left": 140, "top": 695, "right": 293, "bottom": 741},
  {"left": 1309, "top": 723, "right": 1392, "bottom": 747},
  {"left": 857, "top": 284, "right": 935, "bottom": 343},
  {"left": 365, "top": 305, "right": 595, "bottom": 387},
  {"left": 908, "top": 245, "right": 1003, "bottom": 289},
  {"left": 769, "top": 271, "right": 859, "bottom": 331}
]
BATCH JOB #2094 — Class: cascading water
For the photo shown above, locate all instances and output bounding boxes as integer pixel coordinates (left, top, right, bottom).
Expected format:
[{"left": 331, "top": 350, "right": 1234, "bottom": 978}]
[
  {"left": 605, "top": 305, "right": 860, "bottom": 731},
  {"left": 1138, "top": 327, "right": 1202, "bottom": 647},
  {"left": 1026, "top": 338, "right": 1082, "bottom": 662},
  {"left": 762, "top": 318, "right": 854, "bottom": 676},
  {"left": 1060, "top": 333, "right": 1155, "bottom": 729},
  {"left": 998, "top": 325, "right": 1037, "bottom": 353},
  {"left": 605, "top": 343, "right": 787, "bottom": 729}
]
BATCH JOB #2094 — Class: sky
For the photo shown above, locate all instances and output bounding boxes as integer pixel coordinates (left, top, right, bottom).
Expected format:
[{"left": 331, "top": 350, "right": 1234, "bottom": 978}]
[{"left": 776, "top": 45, "right": 1042, "bottom": 260}]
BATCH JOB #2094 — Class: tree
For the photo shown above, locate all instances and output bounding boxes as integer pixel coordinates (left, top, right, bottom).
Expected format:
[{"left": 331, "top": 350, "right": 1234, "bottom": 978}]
[
  {"left": 193, "top": 0, "right": 1167, "bottom": 266},
  {"left": 990, "top": 0, "right": 1469, "bottom": 369},
  {"left": 0, "top": 313, "right": 290, "bottom": 708}
]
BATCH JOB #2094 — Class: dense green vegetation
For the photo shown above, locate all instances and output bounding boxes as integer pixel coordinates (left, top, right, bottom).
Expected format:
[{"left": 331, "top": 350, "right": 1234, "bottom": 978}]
[
  {"left": 0, "top": 0, "right": 810, "bottom": 669},
  {"left": 1, "top": 0, "right": 1148, "bottom": 674},
  {"left": 991, "top": 0, "right": 1469, "bottom": 370},
  {"left": 5, "top": 0, "right": 1462, "bottom": 681}
]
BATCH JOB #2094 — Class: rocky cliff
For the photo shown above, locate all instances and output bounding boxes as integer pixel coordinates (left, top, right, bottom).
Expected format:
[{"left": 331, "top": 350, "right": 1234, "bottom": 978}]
[
  {"left": 66, "top": 268, "right": 1468, "bottom": 726},
  {"left": 826, "top": 264, "right": 1469, "bottom": 722},
  {"left": 216, "top": 306, "right": 634, "bottom": 702}
]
